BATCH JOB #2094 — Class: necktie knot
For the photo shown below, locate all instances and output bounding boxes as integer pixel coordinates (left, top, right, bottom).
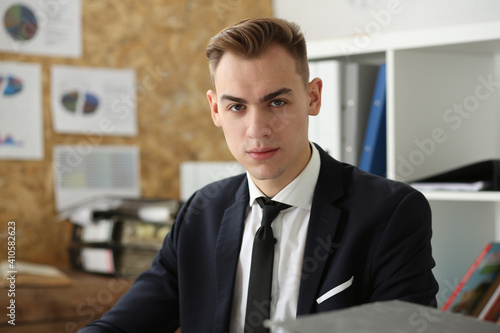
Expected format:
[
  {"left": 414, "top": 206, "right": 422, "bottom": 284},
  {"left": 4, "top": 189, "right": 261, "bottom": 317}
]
[{"left": 256, "top": 197, "right": 291, "bottom": 227}]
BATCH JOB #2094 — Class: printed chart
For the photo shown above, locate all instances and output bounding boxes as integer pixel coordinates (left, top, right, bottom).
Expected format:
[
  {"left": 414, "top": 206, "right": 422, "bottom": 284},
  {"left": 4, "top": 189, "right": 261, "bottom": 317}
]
[
  {"left": 53, "top": 145, "right": 141, "bottom": 211},
  {"left": 0, "top": 75, "right": 23, "bottom": 96},
  {"left": 0, "top": 61, "right": 43, "bottom": 160},
  {"left": 0, "top": 134, "right": 23, "bottom": 146},
  {"left": 0, "top": 0, "right": 81, "bottom": 57},
  {"left": 3, "top": 4, "right": 38, "bottom": 41},
  {"left": 61, "top": 90, "right": 100, "bottom": 115},
  {"left": 51, "top": 65, "right": 136, "bottom": 136}
]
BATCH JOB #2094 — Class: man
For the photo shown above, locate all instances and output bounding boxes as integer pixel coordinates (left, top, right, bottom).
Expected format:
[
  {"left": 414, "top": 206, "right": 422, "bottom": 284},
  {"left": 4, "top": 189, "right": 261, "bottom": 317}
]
[{"left": 80, "top": 17, "right": 438, "bottom": 333}]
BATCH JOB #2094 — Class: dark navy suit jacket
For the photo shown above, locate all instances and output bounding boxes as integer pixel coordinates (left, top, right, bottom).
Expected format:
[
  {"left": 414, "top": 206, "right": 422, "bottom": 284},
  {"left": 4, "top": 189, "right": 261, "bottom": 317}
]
[{"left": 81, "top": 144, "right": 438, "bottom": 332}]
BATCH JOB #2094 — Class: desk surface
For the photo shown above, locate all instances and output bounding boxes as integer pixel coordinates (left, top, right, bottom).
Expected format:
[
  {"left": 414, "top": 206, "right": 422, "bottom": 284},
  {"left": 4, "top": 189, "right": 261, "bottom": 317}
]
[{"left": 0, "top": 270, "right": 134, "bottom": 331}]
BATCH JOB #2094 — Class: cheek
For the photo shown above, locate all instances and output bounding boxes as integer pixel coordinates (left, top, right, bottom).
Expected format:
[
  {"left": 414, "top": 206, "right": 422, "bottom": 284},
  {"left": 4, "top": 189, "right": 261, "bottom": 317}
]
[
  {"left": 278, "top": 111, "right": 309, "bottom": 135},
  {"left": 221, "top": 122, "right": 244, "bottom": 146}
]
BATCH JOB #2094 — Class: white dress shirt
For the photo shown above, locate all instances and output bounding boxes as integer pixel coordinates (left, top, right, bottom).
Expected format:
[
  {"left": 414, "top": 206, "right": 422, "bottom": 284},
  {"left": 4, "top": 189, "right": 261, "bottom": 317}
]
[{"left": 229, "top": 143, "right": 321, "bottom": 332}]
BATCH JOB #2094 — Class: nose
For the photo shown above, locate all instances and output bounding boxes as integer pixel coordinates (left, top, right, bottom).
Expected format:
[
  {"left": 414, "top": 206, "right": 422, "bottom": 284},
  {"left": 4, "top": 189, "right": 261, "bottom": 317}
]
[{"left": 246, "top": 108, "right": 272, "bottom": 139}]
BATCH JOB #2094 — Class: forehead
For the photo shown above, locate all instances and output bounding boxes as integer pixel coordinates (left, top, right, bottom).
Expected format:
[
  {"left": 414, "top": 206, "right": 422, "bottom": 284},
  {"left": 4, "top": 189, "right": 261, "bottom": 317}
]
[{"left": 213, "top": 44, "right": 303, "bottom": 94}]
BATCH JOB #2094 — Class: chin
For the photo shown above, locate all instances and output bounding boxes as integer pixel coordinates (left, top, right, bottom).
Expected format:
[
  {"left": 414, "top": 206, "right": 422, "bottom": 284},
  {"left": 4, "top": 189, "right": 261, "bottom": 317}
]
[{"left": 247, "top": 165, "right": 283, "bottom": 182}]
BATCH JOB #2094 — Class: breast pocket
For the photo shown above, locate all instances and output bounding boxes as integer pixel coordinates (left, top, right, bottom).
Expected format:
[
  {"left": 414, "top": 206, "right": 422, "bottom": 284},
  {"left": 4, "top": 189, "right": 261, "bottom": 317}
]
[{"left": 316, "top": 276, "right": 354, "bottom": 304}]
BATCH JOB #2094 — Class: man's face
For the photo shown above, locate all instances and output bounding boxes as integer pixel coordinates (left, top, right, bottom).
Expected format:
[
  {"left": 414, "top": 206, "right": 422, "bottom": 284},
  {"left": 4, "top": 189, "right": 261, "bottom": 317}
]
[{"left": 207, "top": 44, "right": 322, "bottom": 196}]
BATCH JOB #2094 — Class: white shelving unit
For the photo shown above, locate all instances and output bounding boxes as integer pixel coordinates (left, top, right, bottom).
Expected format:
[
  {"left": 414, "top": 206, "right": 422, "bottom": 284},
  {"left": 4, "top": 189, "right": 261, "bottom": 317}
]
[{"left": 307, "top": 20, "right": 500, "bottom": 307}]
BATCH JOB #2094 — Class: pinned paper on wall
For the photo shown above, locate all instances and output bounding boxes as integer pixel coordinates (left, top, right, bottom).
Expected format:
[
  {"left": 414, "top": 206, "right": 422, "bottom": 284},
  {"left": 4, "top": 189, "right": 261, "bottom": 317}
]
[
  {"left": 0, "top": 0, "right": 81, "bottom": 57},
  {"left": 51, "top": 65, "right": 137, "bottom": 136},
  {"left": 53, "top": 145, "right": 141, "bottom": 211},
  {"left": 0, "top": 61, "right": 43, "bottom": 160}
]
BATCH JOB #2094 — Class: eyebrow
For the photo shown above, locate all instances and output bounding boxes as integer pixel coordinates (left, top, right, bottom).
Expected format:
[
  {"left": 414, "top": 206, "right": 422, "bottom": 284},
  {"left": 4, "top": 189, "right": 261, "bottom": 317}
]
[
  {"left": 260, "top": 88, "right": 293, "bottom": 103},
  {"left": 220, "top": 87, "right": 294, "bottom": 104}
]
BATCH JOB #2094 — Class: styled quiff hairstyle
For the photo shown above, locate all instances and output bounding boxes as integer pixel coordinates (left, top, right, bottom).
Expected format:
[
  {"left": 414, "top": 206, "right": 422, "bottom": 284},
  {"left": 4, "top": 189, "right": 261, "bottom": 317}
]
[{"left": 206, "top": 17, "right": 309, "bottom": 86}]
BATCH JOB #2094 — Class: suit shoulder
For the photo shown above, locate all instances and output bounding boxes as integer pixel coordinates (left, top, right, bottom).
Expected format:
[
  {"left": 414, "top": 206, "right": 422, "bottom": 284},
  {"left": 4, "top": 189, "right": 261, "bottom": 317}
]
[
  {"left": 172, "top": 173, "right": 247, "bottom": 232},
  {"left": 315, "top": 144, "right": 420, "bottom": 201},
  {"left": 341, "top": 163, "right": 426, "bottom": 206},
  {"left": 187, "top": 173, "right": 247, "bottom": 205}
]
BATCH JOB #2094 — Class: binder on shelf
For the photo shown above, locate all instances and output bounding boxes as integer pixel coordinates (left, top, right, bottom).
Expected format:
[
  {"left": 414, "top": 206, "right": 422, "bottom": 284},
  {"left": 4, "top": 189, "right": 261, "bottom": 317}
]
[
  {"left": 475, "top": 272, "right": 500, "bottom": 321},
  {"left": 66, "top": 197, "right": 182, "bottom": 277},
  {"left": 69, "top": 219, "right": 172, "bottom": 277},
  {"left": 442, "top": 242, "right": 500, "bottom": 317},
  {"left": 71, "top": 218, "right": 173, "bottom": 249},
  {"left": 69, "top": 245, "right": 161, "bottom": 277},
  {"left": 341, "top": 63, "right": 379, "bottom": 167},
  {"left": 358, "top": 63, "right": 387, "bottom": 177},
  {"left": 411, "top": 159, "right": 500, "bottom": 191}
]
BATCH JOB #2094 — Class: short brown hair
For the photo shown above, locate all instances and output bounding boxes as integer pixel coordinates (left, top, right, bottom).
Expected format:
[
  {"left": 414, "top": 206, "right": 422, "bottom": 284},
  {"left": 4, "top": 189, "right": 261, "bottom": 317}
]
[{"left": 206, "top": 17, "right": 309, "bottom": 86}]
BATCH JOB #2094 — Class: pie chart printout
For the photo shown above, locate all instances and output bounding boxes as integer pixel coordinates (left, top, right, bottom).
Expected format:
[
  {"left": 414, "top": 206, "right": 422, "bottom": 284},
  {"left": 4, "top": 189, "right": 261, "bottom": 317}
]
[
  {"left": 0, "top": 133, "right": 23, "bottom": 146},
  {"left": 83, "top": 93, "right": 99, "bottom": 114},
  {"left": 61, "top": 91, "right": 78, "bottom": 112},
  {"left": 3, "top": 4, "right": 38, "bottom": 41},
  {"left": 61, "top": 91, "right": 100, "bottom": 115},
  {"left": 0, "top": 75, "right": 23, "bottom": 96}
]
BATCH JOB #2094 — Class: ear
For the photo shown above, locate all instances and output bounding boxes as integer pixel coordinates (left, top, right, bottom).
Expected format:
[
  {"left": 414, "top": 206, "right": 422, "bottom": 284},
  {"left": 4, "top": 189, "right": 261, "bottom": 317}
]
[
  {"left": 307, "top": 78, "right": 322, "bottom": 116},
  {"left": 207, "top": 90, "right": 222, "bottom": 127}
]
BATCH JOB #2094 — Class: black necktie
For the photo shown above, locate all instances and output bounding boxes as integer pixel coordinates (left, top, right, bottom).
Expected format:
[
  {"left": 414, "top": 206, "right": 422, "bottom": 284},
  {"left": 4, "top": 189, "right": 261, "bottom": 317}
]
[{"left": 244, "top": 197, "right": 291, "bottom": 333}]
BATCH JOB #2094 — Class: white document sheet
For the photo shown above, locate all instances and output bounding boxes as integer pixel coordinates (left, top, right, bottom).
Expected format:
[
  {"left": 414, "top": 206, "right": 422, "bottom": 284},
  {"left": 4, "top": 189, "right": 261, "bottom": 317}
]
[
  {"left": 0, "top": 0, "right": 81, "bottom": 57},
  {"left": 81, "top": 248, "right": 115, "bottom": 274},
  {"left": 53, "top": 145, "right": 141, "bottom": 211},
  {"left": 51, "top": 65, "right": 137, "bottom": 136},
  {"left": 0, "top": 61, "right": 43, "bottom": 160}
]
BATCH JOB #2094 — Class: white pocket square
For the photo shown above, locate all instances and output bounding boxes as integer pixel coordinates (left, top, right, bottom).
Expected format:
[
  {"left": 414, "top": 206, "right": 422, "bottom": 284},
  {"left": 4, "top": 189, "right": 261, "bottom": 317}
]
[{"left": 316, "top": 276, "right": 354, "bottom": 304}]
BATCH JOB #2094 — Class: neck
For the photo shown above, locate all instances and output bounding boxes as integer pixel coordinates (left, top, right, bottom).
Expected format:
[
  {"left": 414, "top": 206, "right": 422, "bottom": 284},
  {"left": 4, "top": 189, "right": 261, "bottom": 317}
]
[{"left": 251, "top": 143, "right": 312, "bottom": 198}]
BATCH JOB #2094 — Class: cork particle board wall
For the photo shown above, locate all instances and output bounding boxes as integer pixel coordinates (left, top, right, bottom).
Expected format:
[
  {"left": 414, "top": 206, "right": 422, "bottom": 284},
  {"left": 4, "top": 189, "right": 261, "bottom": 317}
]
[{"left": 0, "top": 0, "right": 273, "bottom": 266}]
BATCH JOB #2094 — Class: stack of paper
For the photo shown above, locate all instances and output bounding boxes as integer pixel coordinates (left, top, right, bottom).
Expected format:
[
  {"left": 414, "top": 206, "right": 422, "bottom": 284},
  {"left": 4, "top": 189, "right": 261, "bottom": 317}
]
[{"left": 267, "top": 300, "right": 499, "bottom": 333}]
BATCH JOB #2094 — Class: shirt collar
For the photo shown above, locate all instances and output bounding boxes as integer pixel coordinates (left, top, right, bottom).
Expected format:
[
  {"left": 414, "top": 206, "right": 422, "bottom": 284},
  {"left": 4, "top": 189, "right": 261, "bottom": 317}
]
[{"left": 247, "top": 143, "right": 321, "bottom": 211}]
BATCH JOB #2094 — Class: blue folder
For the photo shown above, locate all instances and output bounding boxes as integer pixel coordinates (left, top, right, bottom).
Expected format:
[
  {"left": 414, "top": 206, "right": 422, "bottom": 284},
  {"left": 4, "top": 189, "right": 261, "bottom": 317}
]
[{"left": 359, "top": 64, "right": 386, "bottom": 177}]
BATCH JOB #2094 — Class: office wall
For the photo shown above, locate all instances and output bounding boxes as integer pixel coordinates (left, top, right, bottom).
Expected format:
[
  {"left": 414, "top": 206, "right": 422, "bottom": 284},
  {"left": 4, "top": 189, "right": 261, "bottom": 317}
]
[
  {"left": 273, "top": 0, "right": 500, "bottom": 41},
  {"left": 0, "top": 0, "right": 272, "bottom": 266}
]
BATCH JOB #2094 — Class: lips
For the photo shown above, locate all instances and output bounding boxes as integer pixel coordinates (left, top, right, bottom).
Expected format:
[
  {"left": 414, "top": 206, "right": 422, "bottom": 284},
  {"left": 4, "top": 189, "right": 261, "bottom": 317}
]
[{"left": 247, "top": 147, "right": 279, "bottom": 161}]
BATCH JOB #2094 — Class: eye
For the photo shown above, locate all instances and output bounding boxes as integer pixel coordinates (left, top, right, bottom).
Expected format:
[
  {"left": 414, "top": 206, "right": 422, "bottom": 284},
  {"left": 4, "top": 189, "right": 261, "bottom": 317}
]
[
  {"left": 229, "top": 104, "right": 245, "bottom": 112},
  {"left": 270, "top": 99, "right": 286, "bottom": 108}
]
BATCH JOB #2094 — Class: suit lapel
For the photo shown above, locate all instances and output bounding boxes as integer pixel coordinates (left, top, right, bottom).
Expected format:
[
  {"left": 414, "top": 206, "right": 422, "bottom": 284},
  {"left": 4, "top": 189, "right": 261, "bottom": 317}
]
[
  {"left": 297, "top": 145, "right": 345, "bottom": 316},
  {"left": 211, "top": 146, "right": 346, "bottom": 324},
  {"left": 213, "top": 177, "right": 248, "bottom": 333}
]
